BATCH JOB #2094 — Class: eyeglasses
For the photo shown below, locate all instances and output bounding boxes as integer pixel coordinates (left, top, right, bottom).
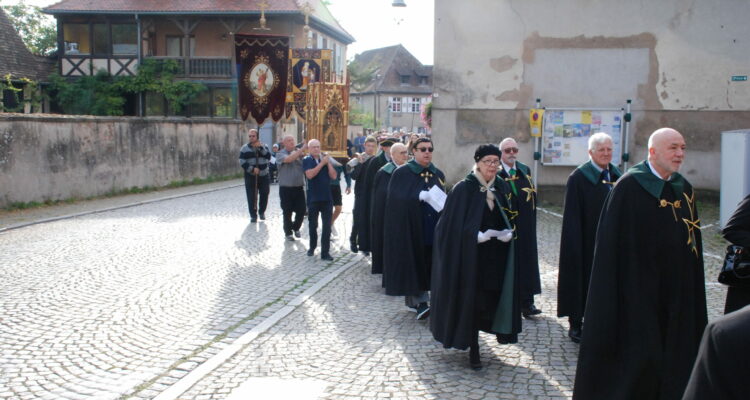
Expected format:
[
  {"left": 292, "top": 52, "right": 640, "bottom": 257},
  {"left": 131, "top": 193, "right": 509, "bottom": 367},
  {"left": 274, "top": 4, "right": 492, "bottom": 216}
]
[
  {"left": 480, "top": 159, "right": 501, "bottom": 166},
  {"left": 503, "top": 147, "right": 519, "bottom": 154},
  {"left": 415, "top": 147, "right": 434, "bottom": 153}
]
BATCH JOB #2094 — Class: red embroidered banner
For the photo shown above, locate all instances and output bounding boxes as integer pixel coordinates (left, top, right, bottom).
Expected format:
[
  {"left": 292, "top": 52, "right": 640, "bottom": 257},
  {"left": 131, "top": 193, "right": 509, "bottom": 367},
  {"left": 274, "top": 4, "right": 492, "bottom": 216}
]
[{"left": 235, "top": 35, "right": 289, "bottom": 124}]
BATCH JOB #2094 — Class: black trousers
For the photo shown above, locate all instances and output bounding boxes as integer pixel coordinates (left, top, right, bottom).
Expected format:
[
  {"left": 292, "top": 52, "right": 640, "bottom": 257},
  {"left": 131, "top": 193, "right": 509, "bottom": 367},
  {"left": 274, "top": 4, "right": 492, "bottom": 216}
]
[
  {"left": 308, "top": 201, "right": 333, "bottom": 256},
  {"left": 244, "top": 173, "right": 270, "bottom": 218},
  {"left": 279, "top": 186, "right": 306, "bottom": 235}
]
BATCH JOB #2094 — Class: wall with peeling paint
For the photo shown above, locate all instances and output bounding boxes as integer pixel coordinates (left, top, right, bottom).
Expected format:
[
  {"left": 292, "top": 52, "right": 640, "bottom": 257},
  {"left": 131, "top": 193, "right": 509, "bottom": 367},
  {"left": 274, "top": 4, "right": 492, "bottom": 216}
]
[
  {"left": 433, "top": 0, "right": 750, "bottom": 190},
  {"left": 0, "top": 115, "right": 246, "bottom": 207}
]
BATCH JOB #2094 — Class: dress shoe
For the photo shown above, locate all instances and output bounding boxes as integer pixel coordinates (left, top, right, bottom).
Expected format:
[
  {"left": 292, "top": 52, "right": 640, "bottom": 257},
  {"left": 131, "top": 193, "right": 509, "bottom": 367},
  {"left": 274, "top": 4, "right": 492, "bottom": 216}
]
[
  {"left": 250, "top": 217, "right": 257, "bottom": 223},
  {"left": 350, "top": 238, "right": 358, "bottom": 253},
  {"left": 259, "top": 213, "right": 265, "bottom": 220},
  {"left": 416, "top": 302, "right": 430, "bottom": 320},
  {"left": 306, "top": 249, "right": 314, "bottom": 257},
  {"left": 568, "top": 327, "right": 582, "bottom": 343},
  {"left": 294, "top": 230, "right": 301, "bottom": 238},
  {"left": 522, "top": 304, "right": 542, "bottom": 319},
  {"left": 321, "top": 254, "right": 334, "bottom": 261},
  {"left": 496, "top": 333, "right": 518, "bottom": 345},
  {"left": 362, "top": 251, "right": 370, "bottom": 257},
  {"left": 469, "top": 345, "right": 482, "bottom": 370},
  {"left": 285, "top": 235, "right": 295, "bottom": 241}
]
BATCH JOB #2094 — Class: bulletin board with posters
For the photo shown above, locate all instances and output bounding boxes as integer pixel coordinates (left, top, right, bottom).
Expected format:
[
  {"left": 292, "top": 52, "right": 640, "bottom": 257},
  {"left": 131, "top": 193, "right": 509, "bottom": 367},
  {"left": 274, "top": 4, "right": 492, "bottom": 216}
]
[{"left": 541, "top": 109, "right": 624, "bottom": 166}]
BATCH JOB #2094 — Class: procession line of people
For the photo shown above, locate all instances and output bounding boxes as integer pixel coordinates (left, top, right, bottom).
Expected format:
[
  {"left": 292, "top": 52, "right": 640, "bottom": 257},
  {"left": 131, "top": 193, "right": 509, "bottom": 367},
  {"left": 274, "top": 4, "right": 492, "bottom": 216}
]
[{"left": 239, "top": 127, "right": 748, "bottom": 399}]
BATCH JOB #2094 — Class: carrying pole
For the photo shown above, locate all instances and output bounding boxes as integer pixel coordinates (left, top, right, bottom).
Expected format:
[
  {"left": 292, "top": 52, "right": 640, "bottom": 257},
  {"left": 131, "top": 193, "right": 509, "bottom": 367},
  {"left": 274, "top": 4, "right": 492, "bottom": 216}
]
[
  {"left": 532, "top": 98, "right": 541, "bottom": 186},
  {"left": 623, "top": 99, "right": 632, "bottom": 170}
]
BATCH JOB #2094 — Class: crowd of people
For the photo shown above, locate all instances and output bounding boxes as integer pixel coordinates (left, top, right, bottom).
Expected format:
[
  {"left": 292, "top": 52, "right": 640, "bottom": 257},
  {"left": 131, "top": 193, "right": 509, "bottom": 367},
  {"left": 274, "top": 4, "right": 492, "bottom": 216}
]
[{"left": 239, "top": 126, "right": 750, "bottom": 399}]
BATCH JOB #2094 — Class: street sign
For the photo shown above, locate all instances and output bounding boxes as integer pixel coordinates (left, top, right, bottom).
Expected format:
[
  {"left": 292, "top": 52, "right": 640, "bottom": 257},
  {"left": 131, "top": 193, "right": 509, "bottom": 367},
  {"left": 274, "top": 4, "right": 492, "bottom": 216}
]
[{"left": 731, "top": 76, "right": 747, "bottom": 81}]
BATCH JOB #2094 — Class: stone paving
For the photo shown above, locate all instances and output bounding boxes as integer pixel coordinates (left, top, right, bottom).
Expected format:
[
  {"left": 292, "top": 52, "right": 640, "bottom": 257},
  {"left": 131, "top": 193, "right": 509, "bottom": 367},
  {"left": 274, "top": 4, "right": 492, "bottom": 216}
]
[{"left": 0, "top": 181, "right": 727, "bottom": 400}]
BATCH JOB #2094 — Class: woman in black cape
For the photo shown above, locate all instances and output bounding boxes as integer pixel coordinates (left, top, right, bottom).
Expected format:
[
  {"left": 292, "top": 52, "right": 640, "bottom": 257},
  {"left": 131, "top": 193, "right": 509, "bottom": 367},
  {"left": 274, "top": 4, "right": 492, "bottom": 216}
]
[{"left": 430, "top": 144, "right": 521, "bottom": 370}]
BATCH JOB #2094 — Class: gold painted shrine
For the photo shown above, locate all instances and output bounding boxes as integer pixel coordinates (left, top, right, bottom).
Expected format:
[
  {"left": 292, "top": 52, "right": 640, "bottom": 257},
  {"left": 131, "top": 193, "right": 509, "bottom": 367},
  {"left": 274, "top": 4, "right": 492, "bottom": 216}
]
[{"left": 305, "top": 82, "right": 350, "bottom": 160}]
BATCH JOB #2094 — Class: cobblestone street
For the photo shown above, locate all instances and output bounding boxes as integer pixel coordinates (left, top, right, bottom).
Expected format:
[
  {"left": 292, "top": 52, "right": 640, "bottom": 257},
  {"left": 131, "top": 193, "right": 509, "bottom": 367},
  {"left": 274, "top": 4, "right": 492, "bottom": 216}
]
[{"left": 0, "top": 181, "right": 727, "bottom": 399}]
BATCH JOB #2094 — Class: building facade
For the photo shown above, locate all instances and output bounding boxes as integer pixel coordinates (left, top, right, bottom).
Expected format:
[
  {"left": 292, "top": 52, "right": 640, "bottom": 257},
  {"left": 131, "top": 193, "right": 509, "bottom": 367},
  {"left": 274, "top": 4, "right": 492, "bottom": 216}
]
[
  {"left": 433, "top": 0, "right": 750, "bottom": 189},
  {"left": 44, "top": 0, "right": 354, "bottom": 120},
  {"left": 350, "top": 44, "right": 432, "bottom": 133}
]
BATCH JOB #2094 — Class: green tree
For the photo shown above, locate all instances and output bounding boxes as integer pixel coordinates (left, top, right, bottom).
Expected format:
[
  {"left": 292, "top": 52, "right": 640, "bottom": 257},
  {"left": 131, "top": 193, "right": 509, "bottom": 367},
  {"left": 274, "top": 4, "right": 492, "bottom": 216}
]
[
  {"left": 116, "top": 59, "right": 206, "bottom": 114},
  {"left": 349, "top": 103, "right": 375, "bottom": 130},
  {"left": 2, "top": 1, "right": 57, "bottom": 56},
  {"left": 48, "top": 71, "right": 127, "bottom": 116},
  {"left": 347, "top": 60, "right": 377, "bottom": 92}
]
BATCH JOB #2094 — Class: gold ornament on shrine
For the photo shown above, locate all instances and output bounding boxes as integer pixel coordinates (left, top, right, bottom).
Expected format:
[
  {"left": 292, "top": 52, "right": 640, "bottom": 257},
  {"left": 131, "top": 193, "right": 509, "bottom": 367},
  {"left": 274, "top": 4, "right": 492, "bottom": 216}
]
[{"left": 305, "top": 82, "right": 350, "bottom": 160}]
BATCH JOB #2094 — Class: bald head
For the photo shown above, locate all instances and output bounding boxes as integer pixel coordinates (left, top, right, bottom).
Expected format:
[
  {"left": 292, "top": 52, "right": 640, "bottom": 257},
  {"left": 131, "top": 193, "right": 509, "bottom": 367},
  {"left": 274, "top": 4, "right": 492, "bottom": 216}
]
[
  {"left": 390, "top": 143, "right": 408, "bottom": 166},
  {"left": 647, "top": 128, "right": 686, "bottom": 179}
]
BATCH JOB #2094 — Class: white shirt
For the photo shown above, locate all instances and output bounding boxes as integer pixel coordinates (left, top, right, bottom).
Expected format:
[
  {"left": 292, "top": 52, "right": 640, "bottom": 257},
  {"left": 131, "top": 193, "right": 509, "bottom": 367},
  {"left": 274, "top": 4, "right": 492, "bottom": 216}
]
[
  {"left": 647, "top": 159, "right": 671, "bottom": 181},
  {"left": 501, "top": 161, "right": 516, "bottom": 175}
]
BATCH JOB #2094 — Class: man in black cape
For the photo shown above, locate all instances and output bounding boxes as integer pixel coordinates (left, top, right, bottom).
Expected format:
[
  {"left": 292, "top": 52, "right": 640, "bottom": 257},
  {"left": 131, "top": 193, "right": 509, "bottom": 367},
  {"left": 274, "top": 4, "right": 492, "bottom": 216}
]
[
  {"left": 347, "top": 136, "right": 377, "bottom": 253},
  {"left": 498, "top": 138, "right": 542, "bottom": 317},
  {"left": 357, "top": 137, "right": 394, "bottom": 256},
  {"left": 573, "top": 128, "right": 707, "bottom": 400},
  {"left": 430, "top": 144, "right": 522, "bottom": 368},
  {"left": 383, "top": 138, "right": 445, "bottom": 320},
  {"left": 557, "top": 132, "right": 622, "bottom": 343},
  {"left": 683, "top": 305, "right": 750, "bottom": 400},
  {"left": 371, "top": 142, "right": 409, "bottom": 276}
]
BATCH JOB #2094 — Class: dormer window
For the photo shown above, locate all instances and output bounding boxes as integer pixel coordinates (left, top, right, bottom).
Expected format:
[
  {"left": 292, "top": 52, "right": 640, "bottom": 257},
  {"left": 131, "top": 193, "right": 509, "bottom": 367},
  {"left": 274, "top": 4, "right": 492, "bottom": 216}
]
[
  {"left": 419, "top": 76, "right": 428, "bottom": 86},
  {"left": 400, "top": 75, "right": 410, "bottom": 85}
]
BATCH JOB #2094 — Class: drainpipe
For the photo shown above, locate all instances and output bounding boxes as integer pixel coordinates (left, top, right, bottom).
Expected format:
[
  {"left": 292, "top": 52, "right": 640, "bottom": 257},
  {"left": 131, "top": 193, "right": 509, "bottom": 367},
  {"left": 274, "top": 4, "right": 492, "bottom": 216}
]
[{"left": 135, "top": 14, "right": 143, "bottom": 116}]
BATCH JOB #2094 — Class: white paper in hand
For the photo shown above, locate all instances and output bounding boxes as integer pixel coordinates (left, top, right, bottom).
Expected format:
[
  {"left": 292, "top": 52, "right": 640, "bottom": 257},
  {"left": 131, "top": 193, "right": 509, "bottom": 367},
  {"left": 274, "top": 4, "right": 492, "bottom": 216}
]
[{"left": 425, "top": 185, "right": 447, "bottom": 212}]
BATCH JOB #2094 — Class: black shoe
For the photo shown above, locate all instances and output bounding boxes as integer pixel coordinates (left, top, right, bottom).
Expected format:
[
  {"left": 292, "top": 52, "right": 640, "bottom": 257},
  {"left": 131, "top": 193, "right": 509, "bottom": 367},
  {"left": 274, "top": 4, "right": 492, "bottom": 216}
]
[
  {"left": 294, "top": 230, "right": 302, "bottom": 238},
  {"left": 250, "top": 217, "right": 257, "bottom": 223},
  {"left": 321, "top": 254, "right": 333, "bottom": 261},
  {"left": 285, "top": 235, "right": 295, "bottom": 241},
  {"left": 362, "top": 251, "right": 370, "bottom": 257},
  {"left": 350, "top": 239, "right": 358, "bottom": 253},
  {"left": 469, "top": 345, "right": 482, "bottom": 370},
  {"left": 568, "top": 327, "right": 582, "bottom": 344},
  {"left": 496, "top": 333, "right": 518, "bottom": 345},
  {"left": 522, "top": 304, "right": 542, "bottom": 319},
  {"left": 259, "top": 213, "right": 265, "bottom": 220},
  {"left": 307, "top": 249, "right": 314, "bottom": 257},
  {"left": 416, "top": 303, "right": 430, "bottom": 320}
]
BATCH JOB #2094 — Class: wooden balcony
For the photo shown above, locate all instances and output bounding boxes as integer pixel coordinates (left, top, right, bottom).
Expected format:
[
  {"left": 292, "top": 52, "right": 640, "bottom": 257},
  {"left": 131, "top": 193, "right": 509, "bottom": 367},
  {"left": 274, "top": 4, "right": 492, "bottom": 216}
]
[{"left": 146, "top": 57, "right": 233, "bottom": 78}]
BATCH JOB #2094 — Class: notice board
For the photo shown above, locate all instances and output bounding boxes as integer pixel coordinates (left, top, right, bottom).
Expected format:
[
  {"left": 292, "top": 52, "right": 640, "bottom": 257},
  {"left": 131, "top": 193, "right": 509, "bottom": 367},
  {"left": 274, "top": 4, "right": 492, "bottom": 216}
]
[{"left": 541, "top": 109, "right": 624, "bottom": 166}]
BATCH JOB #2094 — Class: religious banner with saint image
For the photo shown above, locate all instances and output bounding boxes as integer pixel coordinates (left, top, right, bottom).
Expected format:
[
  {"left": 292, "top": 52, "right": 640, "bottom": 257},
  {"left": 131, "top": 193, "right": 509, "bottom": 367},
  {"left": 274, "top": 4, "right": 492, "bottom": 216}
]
[
  {"left": 235, "top": 35, "right": 289, "bottom": 124},
  {"left": 285, "top": 48, "right": 333, "bottom": 120}
]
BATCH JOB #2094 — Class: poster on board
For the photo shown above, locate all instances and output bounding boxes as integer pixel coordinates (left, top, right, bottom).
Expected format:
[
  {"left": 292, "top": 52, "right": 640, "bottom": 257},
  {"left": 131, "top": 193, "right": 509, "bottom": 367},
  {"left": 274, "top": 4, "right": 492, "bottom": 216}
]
[{"left": 541, "top": 109, "right": 624, "bottom": 166}]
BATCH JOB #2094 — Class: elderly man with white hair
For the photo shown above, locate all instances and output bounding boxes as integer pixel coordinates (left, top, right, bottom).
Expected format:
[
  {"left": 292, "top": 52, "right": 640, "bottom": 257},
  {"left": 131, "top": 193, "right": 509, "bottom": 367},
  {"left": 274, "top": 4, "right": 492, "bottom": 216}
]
[
  {"left": 574, "top": 128, "right": 707, "bottom": 400},
  {"left": 557, "top": 132, "right": 622, "bottom": 344},
  {"left": 498, "top": 137, "right": 541, "bottom": 320}
]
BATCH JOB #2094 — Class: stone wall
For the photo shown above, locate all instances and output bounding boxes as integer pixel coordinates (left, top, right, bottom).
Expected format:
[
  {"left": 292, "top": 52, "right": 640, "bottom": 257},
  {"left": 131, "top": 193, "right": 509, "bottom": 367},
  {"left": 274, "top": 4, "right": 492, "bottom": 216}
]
[
  {"left": 433, "top": 0, "right": 750, "bottom": 190},
  {"left": 0, "top": 114, "right": 249, "bottom": 207}
]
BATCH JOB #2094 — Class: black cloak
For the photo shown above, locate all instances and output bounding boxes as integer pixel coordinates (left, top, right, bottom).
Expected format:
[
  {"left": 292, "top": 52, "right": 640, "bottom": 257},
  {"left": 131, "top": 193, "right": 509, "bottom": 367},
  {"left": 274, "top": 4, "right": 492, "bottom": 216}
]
[
  {"left": 557, "top": 161, "right": 622, "bottom": 321},
  {"left": 722, "top": 194, "right": 750, "bottom": 313},
  {"left": 351, "top": 154, "right": 374, "bottom": 242},
  {"left": 498, "top": 161, "right": 540, "bottom": 301},
  {"left": 370, "top": 161, "right": 397, "bottom": 275},
  {"left": 682, "top": 304, "right": 750, "bottom": 400},
  {"left": 383, "top": 160, "right": 445, "bottom": 296},
  {"left": 357, "top": 150, "right": 388, "bottom": 252},
  {"left": 573, "top": 161, "right": 707, "bottom": 400},
  {"left": 430, "top": 172, "right": 521, "bottom": 350}
]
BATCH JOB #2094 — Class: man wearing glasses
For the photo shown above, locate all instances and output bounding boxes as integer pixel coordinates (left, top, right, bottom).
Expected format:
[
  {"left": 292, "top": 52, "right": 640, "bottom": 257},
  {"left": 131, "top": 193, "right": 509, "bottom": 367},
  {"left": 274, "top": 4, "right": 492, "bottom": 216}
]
[
  {"left": 383, "top": 138, "right": 445, "bottom": 320},
  {"left": 498, "top": 138, "right": 542, "bottom": 321}
]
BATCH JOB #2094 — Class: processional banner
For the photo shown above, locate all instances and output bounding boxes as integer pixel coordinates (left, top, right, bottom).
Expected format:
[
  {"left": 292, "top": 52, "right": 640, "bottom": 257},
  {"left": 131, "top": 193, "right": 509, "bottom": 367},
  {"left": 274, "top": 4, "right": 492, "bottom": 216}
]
[
  {"left": 235, "top": 35, "right": 289, "bottom": 125},
  {"left": 285, "top": 48, "right": 333, "bottom": 120},
  {"left": 305, "top": 82, "right": 350, "bottom": 160}
]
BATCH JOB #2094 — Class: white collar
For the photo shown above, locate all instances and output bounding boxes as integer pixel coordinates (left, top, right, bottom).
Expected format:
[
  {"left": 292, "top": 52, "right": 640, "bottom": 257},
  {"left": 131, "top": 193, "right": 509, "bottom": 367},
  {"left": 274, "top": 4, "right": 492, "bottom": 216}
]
[
  {"left": 647, "top": 159, "right": 671, "bottom": 181},
  {"left": 590, "top": 160, "right": 605, "bottom": 173},
  {"left": 501, "top": 161, "right": 515, "bottom": 174}
]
